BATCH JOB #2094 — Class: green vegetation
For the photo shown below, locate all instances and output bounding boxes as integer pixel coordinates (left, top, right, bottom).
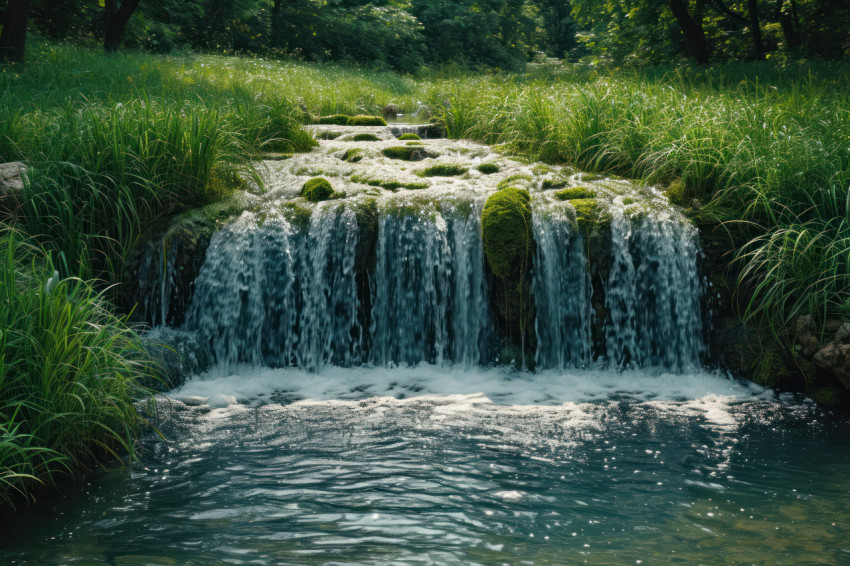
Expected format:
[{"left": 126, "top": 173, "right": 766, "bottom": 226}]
[
  {"left": 570, "top": 198, "right": 611, "bottom": 235},
  {"left": 351, "top": 175, "right": 428, "bottom": 191},
  {"left": 476, "top": 163, "right": 500, "bottom": 174},
  {"left": 481, "top": 188, "right": 535, "bottom": 358},
  {"left": 0, "top": 227, "right": 147, "bottom": 507},
  {"left": 382, "top": 146, "right": 435, "bottom": 161},
  {"left": 317, "top": 115, "right": 351, "bottom": 126},
  {"left": 352, "top": 133, "right": 380, "bottom": 142},
  {"left": 342, "top": 148, "right": 366, "bottom": 163},
  {"left": 541, "top": 179, "right": 568, "bottom": 190},
  {"left": 398, "top": 133, "right": 421, "bottom": 140},
  {"left": 497, "top": 174, "right": 533, "bottom": 191},
  {"left": 555, "top": 187, "right": 596, "bottom": 200},
  {"left": 301, "top": 178, "right": 336, "bottom": 202},
  {"left": 347, "top": 115, "right": 387, "bottom": 126},
  {"left": 419, "top": 164, "right": 468, "bottom": 177}
]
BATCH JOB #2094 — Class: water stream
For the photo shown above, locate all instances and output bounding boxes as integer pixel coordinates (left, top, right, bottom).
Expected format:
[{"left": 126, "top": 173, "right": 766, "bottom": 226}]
[{"left": 2, "top": 126, "right": 848, "bottom": 564}]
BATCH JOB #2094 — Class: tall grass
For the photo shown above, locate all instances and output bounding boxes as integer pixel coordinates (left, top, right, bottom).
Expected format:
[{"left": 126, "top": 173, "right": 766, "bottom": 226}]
[{"left": 0, "top": 226, "right": 149, "bottom": 507}]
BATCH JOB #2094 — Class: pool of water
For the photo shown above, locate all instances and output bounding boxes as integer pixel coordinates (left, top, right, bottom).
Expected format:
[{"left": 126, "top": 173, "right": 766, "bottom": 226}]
[{"left": 2, "top": 366, "right": 849, "bottom": 564}]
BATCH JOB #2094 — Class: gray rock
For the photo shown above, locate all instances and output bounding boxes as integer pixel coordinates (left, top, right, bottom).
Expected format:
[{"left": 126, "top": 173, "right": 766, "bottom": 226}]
[
  {"left": 834, "top": 322, "right": 850, "bottom": 345},
  {"left": 813, "top": 342, "right": 850, "bottom": 388},
  {"left": 0, "top": 162, "right": 27, "bottom": 216}
]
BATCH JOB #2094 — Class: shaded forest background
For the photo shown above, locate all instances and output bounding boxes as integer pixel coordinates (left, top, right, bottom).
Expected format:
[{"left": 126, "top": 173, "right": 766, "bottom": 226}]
[{"left": 1, "top": 0, "right": 848, "bottom": 70}]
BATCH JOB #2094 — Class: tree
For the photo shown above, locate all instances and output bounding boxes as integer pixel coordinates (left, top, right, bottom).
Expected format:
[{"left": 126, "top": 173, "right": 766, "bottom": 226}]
[
  {"left": 0, "top": 0, "right": 30, "bottom": 62},
  {"left": 669, "top": 0, "right": 710, "bottom": 63},
  {"left": 104, "top": 0, "right": 141, "bottom": 51}
]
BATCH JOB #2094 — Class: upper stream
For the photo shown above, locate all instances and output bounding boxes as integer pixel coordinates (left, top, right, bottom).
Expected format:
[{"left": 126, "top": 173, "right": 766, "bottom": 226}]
[{"left": 2, "top": 124, "right": 848, "bottom": 564}]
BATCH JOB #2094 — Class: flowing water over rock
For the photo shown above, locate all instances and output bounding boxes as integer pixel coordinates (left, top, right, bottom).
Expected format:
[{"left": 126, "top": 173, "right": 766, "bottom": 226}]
[{"left": 5, "top": 125, "right": 848, "bottom": 564}]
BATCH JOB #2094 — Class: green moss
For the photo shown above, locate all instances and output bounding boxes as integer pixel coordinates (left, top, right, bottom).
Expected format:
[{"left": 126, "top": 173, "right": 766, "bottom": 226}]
[
  {"left": 398, "top": 133, "right": 421, "bottom": 140},
  {"left": 350, "top": 174, "right": 427, "bottom": 191},
  {"left": 554, "top": 186, "right": 596, "bottom": 201},
  {"left": 581, "top": 173, "right": 602, "bottom": 182},
  {"left": 261, "top": 152, "right": 293, "bottom": 161},
  {"left": 541, "top": 179, "right": 568, "bottom": 190},
  {"left": 419, "top": 164, "right": 468, "bottom": 177},
  {"left": 347, "top": 115, "right": 387, "bottom": 126},
  {"left": 476, "top": 163, "right": 499, "bottom": 174},
  {"left": 382, "top": 146, "right": 435, "bottom": 161},
  {"left": 622, "top": 197, "right": 636, "bottom": 206},
  {"left": 497, "top": 174, "right": 533, "bottom": 191},
  {"left": 406, "top": 141, "right": 424, "bottom": 146},
  {"left": 279, "top": 202, "right": 313, "bottom": 230},
  {"left": 352, "top": 133, "right": 380, "bottom": 142},
  {"left": 301, "top": 177, "right": 334, "bottom": 202},
  {"left": 482, "top": 188, "right": 533, "bottom": 279},
  {"left": 342, "top": 148, "right": 365, "bottom": 163},
  {"left": 532, "top": 164, "right": 555, "bottom": 175},
  {"left": 570, "top": 198, "right": 612, "bottom": 235},
  {"left": 318, "top": 131, "right": 342, "bottom": 140},
  {"left": 316, "top": 114, "right": 350, "bottom": 126}
]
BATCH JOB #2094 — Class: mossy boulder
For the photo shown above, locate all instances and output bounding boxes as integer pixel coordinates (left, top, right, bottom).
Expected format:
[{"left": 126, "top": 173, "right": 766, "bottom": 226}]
[
  {"left": 382, "top": 146, "right": 436, "bottom": 161},
  {"left": 419, "top": 164, "right": 467, "bottom": 177},
  {"left": 398, "top": 133, "right": 421, "bottom": 140},
  {"left": 541, "top": 179, "right": 568, "bottom": 190},
  {"left": 318, "top": 131, "right": 342, "bottom": 140},
  {"left": 554, "top": 186, "right": 595, "bottom": 200},
  {"left": 347, "top": 115, "right": 387, "bottom": 126},
  {"left": 497, "top": 174, "right": 533, "bottom": 191},
  {"left": 482, "top": 187, "right": 536, "bottom": 362},
  {"left": 352, "top": 133, "right": 380, "bottom": 142},
  {"left": 570, "top": 198, "right": 611, "bottom": 235},
  {"left": 341, "top": 148, "right": 365, "bottom": 163},
  {"left": 316, "top": 114, "right": 350, "bottom": 126},
  {"left": 301, "top": 177, "right": 335, "bottom": 202},
  {"left": 476, "top": 163, "right": 499, "bottom": 175}
]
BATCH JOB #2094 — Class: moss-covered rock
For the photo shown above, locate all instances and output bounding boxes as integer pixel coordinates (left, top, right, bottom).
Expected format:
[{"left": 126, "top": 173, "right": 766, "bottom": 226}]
[
  {"left": 554, "top": 186, "right": 596, "bottom": 200},
  {"left": 316, "top": 114, "right": 350, "bottom": 126},
  {"left": 341, "top": 148, "right": 365, "bottom": 163},
  {"left": 398, "top": 133, "right": 421, "bottom": 140},
  {"left": 497, "top": 174, "right": 533, "bottom": 191},
  {"left": 419, "top": 164, "right": 467, "bottom": 177},
  {"left": 482, "top": 187, "right": 536, "bottom": 363},
  {"left": 476, "top": 163, "right": 499, "bottom": 174},
  {"left": 347, "top": 115, "right": 387, "bottom": 126},
  {"left": 352, "top": 133, "right": 380, "bottom": 142},
  {"left": 318, "top": 131, "right": 342, "bottom": 140},
  {"left": 350, "top": 174, "right": 428, "bottom": 191},
  {"left": 570, "top": 198, "right": 612, "bottom": 235},
  {"left": 541, "top": 179, "right": 568, "bottom": 190},
  {"left": 382, "top": 146, "right": 436, "bottom": 161},
  {"left": 301, "top": 177, "right": 335, "bottom": 202}
]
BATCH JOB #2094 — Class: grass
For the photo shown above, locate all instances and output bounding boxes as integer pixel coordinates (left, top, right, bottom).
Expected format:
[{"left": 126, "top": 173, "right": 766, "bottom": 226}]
[{"left": 0, "top": 226, "right": 148, "bottom": 507}]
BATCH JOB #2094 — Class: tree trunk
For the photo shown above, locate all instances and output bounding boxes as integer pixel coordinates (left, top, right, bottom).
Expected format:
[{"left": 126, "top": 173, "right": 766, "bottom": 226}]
[
  {"left": 272, "top": 0, "right": 282, "bottom": 46},
  {"left": 104, "top": 0, "right": 141, "bottom": 52},
  {"left": 747, "top": 0, "right": 766, "bottom": 60},
  {"left": 0, "top": 0, "right": 30, "bottom": 63},
  {"left": 778, "top": 0, "right": 803, "bottom": 48},
  {"left": 669, "top": 0, "right": 710, "bottom": 64}
]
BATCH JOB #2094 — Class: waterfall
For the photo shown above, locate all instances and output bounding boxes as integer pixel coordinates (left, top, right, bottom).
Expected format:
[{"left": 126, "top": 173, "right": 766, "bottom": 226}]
[
  {"left": 185, "top": 203, "right": 362, "bottom": 370},
  {"left": 532, "top": 202, "right": 593, "bottom": 369},
  {"left": 370, "top": 199, "right": 492, "bottom": 366},
  {"left": 604, "top": 207, "right": 703, "bottom": 371},
  {"left": 143, "top": 194, "right": 703, "bottom": 373}
]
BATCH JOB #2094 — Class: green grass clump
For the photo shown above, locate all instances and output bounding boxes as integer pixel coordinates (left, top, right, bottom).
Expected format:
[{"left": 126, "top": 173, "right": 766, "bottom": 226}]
[
  {"left": 352, "top": 133, "right": 380, "bottom": 142},
  {"left": 398, "top": 133, "right": 421, "bottom": 140},
  {"left": 316, "top": 114, "right": 351, "bottom": 125},
  {"left": 419, "top": 164, "right": 468, "bottom": 177},
  {"left": 0, "top": 227, "right": 147, "bottom": 508},
  {"left": 555, "top": 187, "right": 596, "bottom": 200},
  {"left": 347, "top": 115, "right": 387, "bottom": 126},
  {"left": 301, "top": 178, "right": 335, "bottom": 202},
  {"left": 476, "top": 163, "right": 500, "bottom": 174}
]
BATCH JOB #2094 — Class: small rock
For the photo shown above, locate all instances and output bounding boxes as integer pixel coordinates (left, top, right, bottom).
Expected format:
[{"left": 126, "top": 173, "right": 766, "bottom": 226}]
[
  {"left": 794, "top": 314, "right": 815, "bottom": 334},
  {"left": 796, "top": 333, "right": 819, "bottom": 358},
  {"left": 0, "top": 162, "right": 27, "bottom": 216},
  {"left": 813, "top": 342, "right": 850, "bottom": 389},
  {"left": 834, "top": 322, "right": 850, "bottom": 345}
]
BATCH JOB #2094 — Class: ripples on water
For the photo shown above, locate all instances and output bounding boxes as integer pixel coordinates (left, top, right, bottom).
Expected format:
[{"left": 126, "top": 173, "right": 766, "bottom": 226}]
[{"left": 2, "top": 366, "right": 850, "bottom": 564}]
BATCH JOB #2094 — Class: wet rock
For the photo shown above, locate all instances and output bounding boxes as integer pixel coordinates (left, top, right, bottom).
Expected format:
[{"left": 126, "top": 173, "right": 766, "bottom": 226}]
[
  {"left": 139, "top": 329, "right": 213, "bottom": 391},
  {"left": 835, "top": 322, "right": 850, "bottom": 345},
  {"left": 813, "top": 342, "right": 850, "bottom": 388},
  {"left": 0, "top": 162, "right": 27, "bottom": 216}
]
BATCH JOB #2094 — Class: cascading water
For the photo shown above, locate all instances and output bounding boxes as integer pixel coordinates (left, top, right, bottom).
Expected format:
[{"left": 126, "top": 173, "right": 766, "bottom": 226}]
[
  {"left": 370, "top": 199, "right": 492, "bottom": 367},
  {"left": 604, "top": 206, "right": 703, "bottom": 371},
  {"left": 532, "top": 201, "right": 593, "bottom": 369},
  {"left": 185, "top": 203, "right": 363, "bottom": 370}
]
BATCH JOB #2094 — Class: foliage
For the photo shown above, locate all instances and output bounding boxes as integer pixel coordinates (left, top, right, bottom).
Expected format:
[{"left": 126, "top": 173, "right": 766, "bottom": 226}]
[{"left": 0, "top": 226, "right": 147, "bottom": 507}]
